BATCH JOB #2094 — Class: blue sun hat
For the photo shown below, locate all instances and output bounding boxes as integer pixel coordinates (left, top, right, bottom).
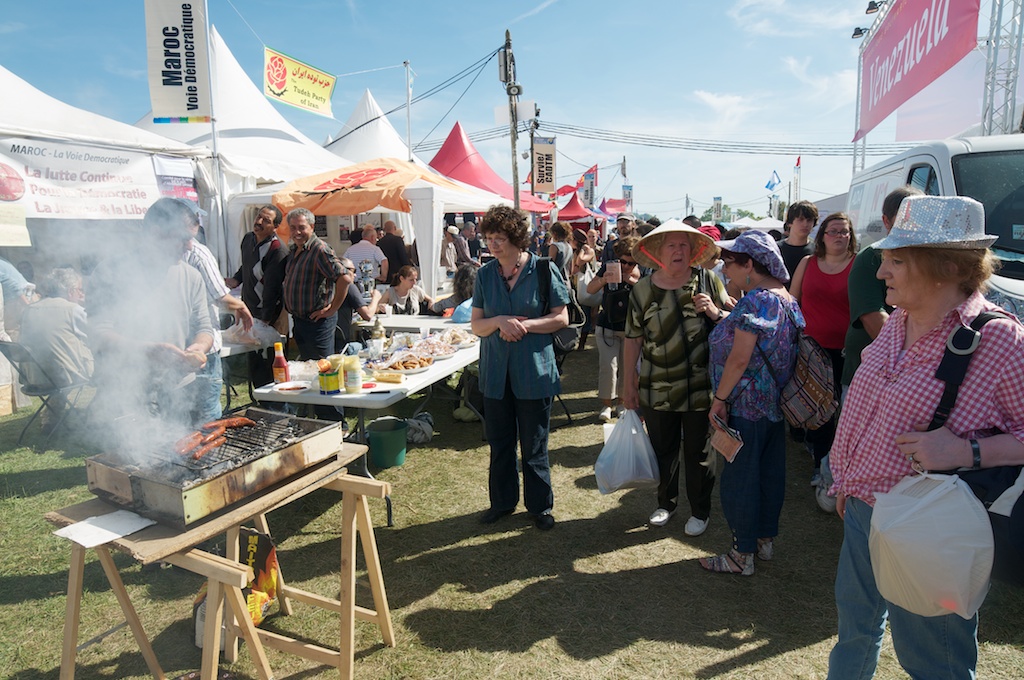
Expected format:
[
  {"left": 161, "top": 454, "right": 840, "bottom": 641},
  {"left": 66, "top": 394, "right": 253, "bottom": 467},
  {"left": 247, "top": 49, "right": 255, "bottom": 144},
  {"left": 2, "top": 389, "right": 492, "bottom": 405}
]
[
  {"left": 715, "top": 230, "right": 790, "bottom": 283},
  {"left": 873, "top": 195, "right": 995, "bottom": 250}
]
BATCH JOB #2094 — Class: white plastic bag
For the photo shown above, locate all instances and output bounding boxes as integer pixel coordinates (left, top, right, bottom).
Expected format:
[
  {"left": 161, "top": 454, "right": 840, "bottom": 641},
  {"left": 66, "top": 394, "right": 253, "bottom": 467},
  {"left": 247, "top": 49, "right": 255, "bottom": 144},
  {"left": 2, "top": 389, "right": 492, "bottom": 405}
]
[
  {"left": 869, "top": 473, "right": 994, "bottom": 619},
  {"left": 594, "top": 410, "right": 659, "bottom": 494},
  {"left": 576, "top": 264, "right": 602, "bottom": 307}
]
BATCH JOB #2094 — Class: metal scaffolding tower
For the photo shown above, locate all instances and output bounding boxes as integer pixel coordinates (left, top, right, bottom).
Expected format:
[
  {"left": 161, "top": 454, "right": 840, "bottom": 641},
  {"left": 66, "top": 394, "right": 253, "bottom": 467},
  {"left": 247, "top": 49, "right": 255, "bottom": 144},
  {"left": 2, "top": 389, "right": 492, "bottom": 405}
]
[{"left": 982, "top": 0, "right": 1024, "bottom": 135}]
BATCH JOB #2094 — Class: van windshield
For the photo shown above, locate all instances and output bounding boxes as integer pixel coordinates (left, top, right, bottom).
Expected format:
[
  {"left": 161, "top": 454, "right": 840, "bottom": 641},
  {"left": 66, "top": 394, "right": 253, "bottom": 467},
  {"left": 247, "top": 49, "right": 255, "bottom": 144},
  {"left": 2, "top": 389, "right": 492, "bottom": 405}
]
[{"left": 952, "top": 150, "right": 1024, "bottom": 255}]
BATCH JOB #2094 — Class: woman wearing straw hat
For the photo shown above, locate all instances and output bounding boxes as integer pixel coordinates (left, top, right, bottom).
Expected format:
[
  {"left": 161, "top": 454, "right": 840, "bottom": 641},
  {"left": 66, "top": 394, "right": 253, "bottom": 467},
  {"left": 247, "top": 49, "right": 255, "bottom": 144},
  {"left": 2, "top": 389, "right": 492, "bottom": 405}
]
[
  {"left": 622, "top": 220, "right": 730, "bottom": 534},
  {"left": 827, "top": 195, "right": 1024, "bottom": 679},
  {"left": 699, "top": 231, "right": 802, "bottom": 576}
]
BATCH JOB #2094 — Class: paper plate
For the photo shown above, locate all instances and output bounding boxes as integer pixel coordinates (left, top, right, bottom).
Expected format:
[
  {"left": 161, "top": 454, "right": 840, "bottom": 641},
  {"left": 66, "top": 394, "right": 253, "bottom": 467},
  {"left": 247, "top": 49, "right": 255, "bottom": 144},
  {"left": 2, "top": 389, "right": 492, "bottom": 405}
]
[
  {"left": 390, "top": 365, "right": 431, "bottom": 374},
  {"left": 431, "top": 352, "right": 456, "bottom": 361},
  {"left": 273, "top": 380, "right": 311, "bottom": 393}
]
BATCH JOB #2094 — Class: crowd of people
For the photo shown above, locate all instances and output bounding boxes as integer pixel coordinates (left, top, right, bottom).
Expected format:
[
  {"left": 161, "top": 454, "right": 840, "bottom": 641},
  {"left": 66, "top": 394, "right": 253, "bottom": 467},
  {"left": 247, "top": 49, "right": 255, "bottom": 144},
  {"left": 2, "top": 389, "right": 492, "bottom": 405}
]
[{"left": 4, "top": 190, "right": 1023, "bottom": 679}]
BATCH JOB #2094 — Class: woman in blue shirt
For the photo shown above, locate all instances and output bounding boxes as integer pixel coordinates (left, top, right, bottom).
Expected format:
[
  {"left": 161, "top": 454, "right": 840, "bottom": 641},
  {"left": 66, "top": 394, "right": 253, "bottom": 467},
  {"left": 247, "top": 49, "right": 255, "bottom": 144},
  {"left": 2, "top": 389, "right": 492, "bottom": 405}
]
[{"left": 471, "top": 205, "right": 570, "bottom": 531}]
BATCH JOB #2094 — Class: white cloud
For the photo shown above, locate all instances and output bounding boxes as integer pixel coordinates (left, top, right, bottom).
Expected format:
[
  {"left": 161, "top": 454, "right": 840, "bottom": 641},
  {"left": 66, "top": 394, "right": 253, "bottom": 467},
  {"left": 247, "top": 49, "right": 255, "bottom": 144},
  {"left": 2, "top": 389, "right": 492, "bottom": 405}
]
[
  {"left": 103, "top": 56, "right": 145, "bottom": 81},
  {"left": 782, "top": 57, "right": 858, "bottom": 110},
  {"left": 0, "top": 22, "right": 25, "bottom": 34},
  {"left": 510, "top": 0, "right": 561, "bottom": 25},
  {"left": 692, "top": 90, "right": 760, "bottom": 131},
  {"left": 727, "top": 0, "right": 862, "bottom": 37}
]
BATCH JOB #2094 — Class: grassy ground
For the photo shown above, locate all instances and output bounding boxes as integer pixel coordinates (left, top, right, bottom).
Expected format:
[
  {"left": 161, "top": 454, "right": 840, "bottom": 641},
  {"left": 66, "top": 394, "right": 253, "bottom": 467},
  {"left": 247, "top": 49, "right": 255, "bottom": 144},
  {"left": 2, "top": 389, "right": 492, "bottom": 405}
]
[{"left": 1, "top": 347, "right": 1023, "bottom": 679}]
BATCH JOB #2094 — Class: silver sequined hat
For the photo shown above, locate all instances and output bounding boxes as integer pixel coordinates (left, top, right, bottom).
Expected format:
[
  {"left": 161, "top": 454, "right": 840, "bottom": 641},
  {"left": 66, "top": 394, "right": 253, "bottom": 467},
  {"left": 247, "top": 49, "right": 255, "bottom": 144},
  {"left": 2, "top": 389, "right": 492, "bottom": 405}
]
[{"left": 873, "top": 195, "right": 995, "bottom": 250}]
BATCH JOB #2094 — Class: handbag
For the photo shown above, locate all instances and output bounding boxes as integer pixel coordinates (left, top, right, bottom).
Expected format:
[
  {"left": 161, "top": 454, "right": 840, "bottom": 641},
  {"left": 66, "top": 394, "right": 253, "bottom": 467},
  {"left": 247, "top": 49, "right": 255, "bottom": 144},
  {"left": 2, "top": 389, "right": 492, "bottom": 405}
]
[
  {"left": 921, "top": 311, "right": 1024, "bottom": 586},
  {"left": 756, "top": 301, "right": 837, "bottom": 430},
  {"left": 576, "top": 263, "right": 602, "bottom": 307},
  {"left": 869, "top": 472, "right": 993, "bottom": 619},
  {"left": 537, "top": 257, "right": 585, "bottom": 354},
  {"left": 594, "top": 410, "right": 659, "bottom": 493}
]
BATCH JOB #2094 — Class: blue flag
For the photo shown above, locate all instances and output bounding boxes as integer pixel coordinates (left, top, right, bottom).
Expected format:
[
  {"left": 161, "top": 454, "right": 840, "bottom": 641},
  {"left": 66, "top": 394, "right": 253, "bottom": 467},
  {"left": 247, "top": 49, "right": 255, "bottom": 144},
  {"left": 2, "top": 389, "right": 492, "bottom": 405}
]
[{"left": 765, "top": 171, "right": 782, "bottom": 191}]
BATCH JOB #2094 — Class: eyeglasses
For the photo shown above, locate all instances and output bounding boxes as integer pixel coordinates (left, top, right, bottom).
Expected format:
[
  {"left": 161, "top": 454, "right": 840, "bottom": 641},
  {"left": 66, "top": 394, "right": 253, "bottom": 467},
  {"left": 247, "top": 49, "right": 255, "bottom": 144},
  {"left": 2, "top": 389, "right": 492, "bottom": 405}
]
[
  {"left": 824, "top": 229, "right": 852, "bottom": 237},
  {"left": 621, "top": 260, "right": 637, "bottom": 267},
  {"left": 485, "top": 236, "right": 508, "bottom": 246}
]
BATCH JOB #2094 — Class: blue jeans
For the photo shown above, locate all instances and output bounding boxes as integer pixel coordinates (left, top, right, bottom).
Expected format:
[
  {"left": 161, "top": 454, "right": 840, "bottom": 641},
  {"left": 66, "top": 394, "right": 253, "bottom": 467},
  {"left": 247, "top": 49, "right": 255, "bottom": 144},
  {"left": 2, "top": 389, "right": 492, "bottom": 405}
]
[
  {"left": 483, "top": 379, "right": 554, "bottom": 516},
  {"left": 293, "top": 313, "right": 338, "bottom": 360},
  {"left": 828, "top": 497, "right": 978, "bottom": 680},
  {"left": 190, "top": 352, "right": 223, "bottom": 426},
  {"left": 719, "top": 416, "right": 786, "bottom": 554}
]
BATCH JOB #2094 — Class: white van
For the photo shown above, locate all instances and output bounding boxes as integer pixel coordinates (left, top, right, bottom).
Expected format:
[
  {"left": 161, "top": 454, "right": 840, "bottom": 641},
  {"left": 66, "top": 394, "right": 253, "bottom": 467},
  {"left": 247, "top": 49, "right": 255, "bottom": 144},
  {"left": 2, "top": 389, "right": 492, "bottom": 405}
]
[{"left": 846, "top": 134, "right": 1024, "bottom": 312}]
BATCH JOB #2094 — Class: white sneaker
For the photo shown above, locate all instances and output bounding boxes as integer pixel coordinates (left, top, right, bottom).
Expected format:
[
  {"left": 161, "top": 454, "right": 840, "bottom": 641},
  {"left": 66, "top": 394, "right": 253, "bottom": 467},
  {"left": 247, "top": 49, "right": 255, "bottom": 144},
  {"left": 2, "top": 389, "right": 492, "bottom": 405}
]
[
  {"left": 684, "top": 516, "right": 709, "bottom": 536},
  {"left": 598, "top": 406, "right": 613, "bottom": 422},
  {"left": 614, "top": 405, "right": 625, "bottom": 418},
  {"left": 816, "top": 485, "right": 838, "bottom": 514},
  {"left": 648, "top": 508, "right": 675, "bottom": 526}
]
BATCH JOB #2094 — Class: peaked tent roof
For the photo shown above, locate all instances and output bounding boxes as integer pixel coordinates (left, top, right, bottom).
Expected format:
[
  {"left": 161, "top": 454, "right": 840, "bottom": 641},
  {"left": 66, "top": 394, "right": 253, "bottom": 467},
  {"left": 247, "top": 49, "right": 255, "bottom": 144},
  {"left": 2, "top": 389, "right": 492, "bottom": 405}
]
[
  {"left": 557, "top": 192, "right": 599, "bottom": 221},
  {"left": 326, "top": 90, "right": 427, "bottom": 167},
  {"left": 136, "top": 26, "right": 351, "bottom": 183},
  {"left": 429, "top": 122, "right": 552, "bottom": 213},
  {"left": 0, "top": 64, "right": 201, "bottom": 156}
]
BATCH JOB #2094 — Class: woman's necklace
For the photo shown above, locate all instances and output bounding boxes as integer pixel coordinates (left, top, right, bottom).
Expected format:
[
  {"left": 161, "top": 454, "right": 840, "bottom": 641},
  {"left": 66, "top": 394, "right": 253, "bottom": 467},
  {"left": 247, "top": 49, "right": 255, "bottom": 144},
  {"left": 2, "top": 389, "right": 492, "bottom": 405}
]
[{"left": 499, "top": 253, "right": 523, "bottom": 283}]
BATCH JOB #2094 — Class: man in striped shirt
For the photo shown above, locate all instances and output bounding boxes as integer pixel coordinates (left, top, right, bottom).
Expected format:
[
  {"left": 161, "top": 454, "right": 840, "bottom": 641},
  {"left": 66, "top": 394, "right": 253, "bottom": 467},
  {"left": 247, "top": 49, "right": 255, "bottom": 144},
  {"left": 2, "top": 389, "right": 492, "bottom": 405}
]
[{"left": 282, "top": 208, "right": 348, "bottom": 360}]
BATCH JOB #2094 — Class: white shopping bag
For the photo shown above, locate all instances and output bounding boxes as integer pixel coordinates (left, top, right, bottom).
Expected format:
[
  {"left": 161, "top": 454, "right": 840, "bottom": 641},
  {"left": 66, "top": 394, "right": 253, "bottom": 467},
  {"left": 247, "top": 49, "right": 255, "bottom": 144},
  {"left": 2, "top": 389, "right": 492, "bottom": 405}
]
[{"left": 594, "top": 410, "right": 659, "bottom": 494}]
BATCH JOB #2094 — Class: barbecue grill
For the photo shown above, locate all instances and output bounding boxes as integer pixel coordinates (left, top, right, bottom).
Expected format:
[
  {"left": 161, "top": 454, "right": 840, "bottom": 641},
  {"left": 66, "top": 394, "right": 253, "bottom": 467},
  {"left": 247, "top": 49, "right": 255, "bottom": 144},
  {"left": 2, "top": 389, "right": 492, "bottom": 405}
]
[{"left": 86, "top": 407, "right": 345, "bottom": 527}]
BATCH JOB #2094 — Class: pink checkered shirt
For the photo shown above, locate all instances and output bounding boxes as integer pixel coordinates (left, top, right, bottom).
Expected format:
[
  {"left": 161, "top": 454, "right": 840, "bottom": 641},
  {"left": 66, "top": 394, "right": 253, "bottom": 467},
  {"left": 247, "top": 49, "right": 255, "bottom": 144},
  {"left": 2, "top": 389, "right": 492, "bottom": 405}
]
[{"left": 830, "top": 291, "right": 1024, "bottom": 505}]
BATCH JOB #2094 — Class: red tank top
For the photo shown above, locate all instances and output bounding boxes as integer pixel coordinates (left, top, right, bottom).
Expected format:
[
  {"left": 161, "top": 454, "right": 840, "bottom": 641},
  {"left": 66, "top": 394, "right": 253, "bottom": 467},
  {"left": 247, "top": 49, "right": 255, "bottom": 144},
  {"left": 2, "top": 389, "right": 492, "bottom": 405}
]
[{"left": 801, "top": 256, "right": 853, "bottom": 349}]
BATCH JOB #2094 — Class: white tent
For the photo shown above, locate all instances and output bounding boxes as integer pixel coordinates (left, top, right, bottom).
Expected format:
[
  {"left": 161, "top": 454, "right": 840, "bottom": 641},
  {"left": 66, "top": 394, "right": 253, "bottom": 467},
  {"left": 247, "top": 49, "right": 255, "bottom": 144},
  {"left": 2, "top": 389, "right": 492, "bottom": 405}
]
[
  {"left": 322, "top": 90, "right": 510, "bottom": 295},
  {"left": 136, "top": 27, "right": 353, "bottom": 273}
]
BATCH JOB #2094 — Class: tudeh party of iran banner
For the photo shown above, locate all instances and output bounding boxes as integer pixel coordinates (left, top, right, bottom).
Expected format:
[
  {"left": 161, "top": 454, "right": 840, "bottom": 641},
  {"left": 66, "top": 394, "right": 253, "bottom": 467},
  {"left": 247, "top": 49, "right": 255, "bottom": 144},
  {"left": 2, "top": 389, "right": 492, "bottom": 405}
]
[{"left": 264, "top": 46, "right": 336, "bottom": 118}]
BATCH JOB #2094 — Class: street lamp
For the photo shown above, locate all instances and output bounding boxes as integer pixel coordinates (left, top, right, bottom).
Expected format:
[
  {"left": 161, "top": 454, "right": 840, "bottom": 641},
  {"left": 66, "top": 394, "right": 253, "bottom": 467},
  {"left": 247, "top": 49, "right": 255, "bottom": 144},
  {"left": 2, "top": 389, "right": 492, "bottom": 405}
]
[
  {"left": 865, "top": 1, "right": 886, "bottom": 14},
  {"left": 852, "top": 27, "right": 869, "bottom": 39}
]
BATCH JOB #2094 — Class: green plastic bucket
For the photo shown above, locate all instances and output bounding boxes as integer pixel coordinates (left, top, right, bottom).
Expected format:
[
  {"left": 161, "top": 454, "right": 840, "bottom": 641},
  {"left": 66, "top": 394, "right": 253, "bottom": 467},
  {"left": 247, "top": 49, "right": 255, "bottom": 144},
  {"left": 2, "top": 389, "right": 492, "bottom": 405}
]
[{"left": 367, "top": 417, "right": 408, "bottom": 468}]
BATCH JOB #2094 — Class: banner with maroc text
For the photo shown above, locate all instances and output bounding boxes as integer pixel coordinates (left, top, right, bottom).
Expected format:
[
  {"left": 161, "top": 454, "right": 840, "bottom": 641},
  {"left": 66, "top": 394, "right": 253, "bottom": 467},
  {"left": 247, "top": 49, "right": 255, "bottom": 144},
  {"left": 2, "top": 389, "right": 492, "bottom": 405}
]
[
  {"left": 854, "top": 0, "right": 979, "bottom": 141},
  {"left": 264, "top": 47, "right": 336, "bottom": 118},
  {"left": 533, "top": 137, "right": 556, "bottom": 194},
  {"left": 0, "top": 138, "right": 193, "bottom": 223},
  {"left": 144, "top": 0, "right": 212, "bottom": 122}
]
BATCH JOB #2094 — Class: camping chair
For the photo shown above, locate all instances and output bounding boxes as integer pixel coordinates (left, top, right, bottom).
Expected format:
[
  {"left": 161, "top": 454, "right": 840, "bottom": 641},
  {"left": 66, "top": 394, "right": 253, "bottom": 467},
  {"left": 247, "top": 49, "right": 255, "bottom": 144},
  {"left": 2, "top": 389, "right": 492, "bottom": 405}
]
[
  {"left": 0, "top": 340, "right": 90, "bottom": 450},
  {"left": 551, "top": 330, "right": 578, "bottom": 428}
]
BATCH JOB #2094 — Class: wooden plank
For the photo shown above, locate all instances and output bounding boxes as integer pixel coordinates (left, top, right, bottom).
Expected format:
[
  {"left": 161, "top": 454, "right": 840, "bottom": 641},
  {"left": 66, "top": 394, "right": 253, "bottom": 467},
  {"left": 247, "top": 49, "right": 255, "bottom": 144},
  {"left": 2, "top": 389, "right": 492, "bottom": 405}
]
[
  {"left": 222, "top": 525, "right": 241, "bottom": 663},
  {"left": 356, "top": 494, "right": 396, "bottom": 647},
  {"left": 223, "top": 585, "right": 274, "bottom": 680},
  {"left": 59, "top": 543, "right": 85, "bottom": 680},
  {"left": 325, "top": 475, "right": 390, "bottom": 499},
  {"left": 200, "top": 579, "right": 223, "bottom": 680},
  {"left": 162, "top": 550, "right": 251, "bottom": 589},
  {"left": 276, "top": 585, "right": 378, "bottom": 622},
  {"left": 254, "top": 628, "right": 342, "bottom": 666},
  {"left": 95, "top": 546, "right": 166, "bottom": 680},
  {"left": 339, "top": 491, "right": 358, "bottom": 680}
]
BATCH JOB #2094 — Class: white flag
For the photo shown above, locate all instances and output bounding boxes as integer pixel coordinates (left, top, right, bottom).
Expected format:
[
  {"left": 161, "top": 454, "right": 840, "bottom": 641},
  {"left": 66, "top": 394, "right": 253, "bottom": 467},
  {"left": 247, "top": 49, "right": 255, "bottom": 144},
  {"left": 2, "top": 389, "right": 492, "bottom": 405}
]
[{"left": 765, "top": 171, "right": 782, "bottom": 191}]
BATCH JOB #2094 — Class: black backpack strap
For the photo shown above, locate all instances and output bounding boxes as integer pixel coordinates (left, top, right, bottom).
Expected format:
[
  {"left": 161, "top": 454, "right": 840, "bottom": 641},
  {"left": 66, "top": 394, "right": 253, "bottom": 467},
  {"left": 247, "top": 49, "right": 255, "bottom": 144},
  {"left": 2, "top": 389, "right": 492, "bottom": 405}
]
[
  {"left": 537, "top": 256, "right": 551, "bottom": 315},
  {"left": 928, "top": 311, "right": 1007, "bottom": 430}
]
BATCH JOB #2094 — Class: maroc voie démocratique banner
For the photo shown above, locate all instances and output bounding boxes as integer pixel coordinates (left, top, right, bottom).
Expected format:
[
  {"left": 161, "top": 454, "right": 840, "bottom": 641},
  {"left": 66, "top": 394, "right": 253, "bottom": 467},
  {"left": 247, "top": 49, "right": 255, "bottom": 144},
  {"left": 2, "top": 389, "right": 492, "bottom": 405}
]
[
  {"left": 854, "top": 0, "right": 979, "bottom": 141},
  {"left": 264, "top": 46, "right": 336, "bottom": 118},
  {"left": 145, "top": 0, "right": 212, "bottom": 122},
  {"left": 0, "top": 138, "right": 188, "bottom": 220}
]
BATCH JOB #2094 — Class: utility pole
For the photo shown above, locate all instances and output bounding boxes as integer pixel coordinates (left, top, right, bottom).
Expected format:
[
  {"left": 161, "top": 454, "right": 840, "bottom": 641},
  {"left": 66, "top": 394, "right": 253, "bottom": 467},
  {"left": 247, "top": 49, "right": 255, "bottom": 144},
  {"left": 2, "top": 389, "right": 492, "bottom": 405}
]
[
  {"left": 499, "top": 30, "right": 522, "bottom": 210},
  {"left": 530, "top": 104, "right": 540, "bottom": 196}
]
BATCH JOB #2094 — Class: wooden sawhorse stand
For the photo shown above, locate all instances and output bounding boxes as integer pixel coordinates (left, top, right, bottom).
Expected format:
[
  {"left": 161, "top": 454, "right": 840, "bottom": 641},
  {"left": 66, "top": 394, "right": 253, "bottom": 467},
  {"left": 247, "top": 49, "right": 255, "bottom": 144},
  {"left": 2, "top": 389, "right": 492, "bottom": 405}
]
[{"left": 48, "top": 455, "right": 395, "bottom": 679}]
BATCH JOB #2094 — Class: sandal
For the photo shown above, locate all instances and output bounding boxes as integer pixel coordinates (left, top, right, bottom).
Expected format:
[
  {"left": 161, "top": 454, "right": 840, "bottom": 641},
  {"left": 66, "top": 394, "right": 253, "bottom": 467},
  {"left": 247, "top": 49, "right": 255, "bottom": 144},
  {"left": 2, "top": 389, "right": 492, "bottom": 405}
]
[
  {"left": 757, "top": 538, "right": 774, "bottom": 562},
  {"left": 699, "top": 549, "right": 754, "bottom": 576}
]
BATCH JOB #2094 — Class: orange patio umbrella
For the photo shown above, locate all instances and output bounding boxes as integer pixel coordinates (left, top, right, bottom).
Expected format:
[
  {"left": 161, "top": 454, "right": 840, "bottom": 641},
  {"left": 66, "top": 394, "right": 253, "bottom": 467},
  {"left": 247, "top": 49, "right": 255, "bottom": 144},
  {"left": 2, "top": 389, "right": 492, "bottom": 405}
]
[{"left": 272, "top": 157, "right": 466, "bottom": 215}]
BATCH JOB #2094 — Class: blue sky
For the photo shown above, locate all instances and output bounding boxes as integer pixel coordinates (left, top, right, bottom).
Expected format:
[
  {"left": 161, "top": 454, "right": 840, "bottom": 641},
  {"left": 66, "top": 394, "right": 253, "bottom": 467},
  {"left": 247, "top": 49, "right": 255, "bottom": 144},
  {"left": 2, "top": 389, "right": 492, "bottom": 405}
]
[{"left": 0, "top": 1, "right": 913, "bottom": 219}]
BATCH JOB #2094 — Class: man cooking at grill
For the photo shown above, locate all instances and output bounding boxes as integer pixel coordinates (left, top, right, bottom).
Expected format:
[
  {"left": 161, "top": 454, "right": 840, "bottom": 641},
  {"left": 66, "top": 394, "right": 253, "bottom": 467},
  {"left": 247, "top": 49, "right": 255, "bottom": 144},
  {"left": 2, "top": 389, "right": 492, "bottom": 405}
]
[{"left": 87, "top": 197, "right": 216, "bottom": 431}]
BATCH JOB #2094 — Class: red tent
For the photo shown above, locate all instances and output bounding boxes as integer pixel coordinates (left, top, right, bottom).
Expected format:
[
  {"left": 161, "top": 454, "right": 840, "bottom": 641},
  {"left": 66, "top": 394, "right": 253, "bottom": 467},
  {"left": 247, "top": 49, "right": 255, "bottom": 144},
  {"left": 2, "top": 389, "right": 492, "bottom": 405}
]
[
  {"left": 557, "top": 192, "right": 597, "bottom": 221},
  {"left": 429, "top": 122, "right": 553, "bottom": 213}
]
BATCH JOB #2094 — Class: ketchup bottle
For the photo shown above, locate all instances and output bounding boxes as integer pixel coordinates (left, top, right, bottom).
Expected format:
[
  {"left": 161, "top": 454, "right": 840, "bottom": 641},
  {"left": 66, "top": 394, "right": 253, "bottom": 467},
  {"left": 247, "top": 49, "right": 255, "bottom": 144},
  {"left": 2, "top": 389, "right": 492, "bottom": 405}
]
[{"left": 272, "top": 342, "right": 290, "bottom": 383}]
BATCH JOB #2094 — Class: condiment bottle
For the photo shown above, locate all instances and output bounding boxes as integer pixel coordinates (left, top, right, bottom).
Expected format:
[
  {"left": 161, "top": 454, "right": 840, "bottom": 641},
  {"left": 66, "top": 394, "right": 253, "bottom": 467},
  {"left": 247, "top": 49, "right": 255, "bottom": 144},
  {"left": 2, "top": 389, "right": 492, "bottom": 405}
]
[
  {"left": 272, "top": 342, "right": 289, "bottom": 383},
  {"left": 343, "top": 355, "right": 363, "bottom": 394},
  {"left": 371, "top": 317, "right": 386, "bottom": 358}
]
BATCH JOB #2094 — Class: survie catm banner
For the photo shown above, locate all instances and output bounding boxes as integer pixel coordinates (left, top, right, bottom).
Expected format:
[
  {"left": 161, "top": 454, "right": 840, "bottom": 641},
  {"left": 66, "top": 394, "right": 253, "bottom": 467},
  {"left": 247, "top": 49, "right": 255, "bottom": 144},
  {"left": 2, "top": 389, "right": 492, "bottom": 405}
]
[
  {"left": 854, "top": 0, "right": 979, "bottom": 141},
  {"left": 145, "top": 0, "right": 212, "bottom": 122},
  {"left": 533, "top": 137, "right": 556, "bottom": 194},
  {"left": 263, "top": 47, "right": 336, "bottom": 118}
]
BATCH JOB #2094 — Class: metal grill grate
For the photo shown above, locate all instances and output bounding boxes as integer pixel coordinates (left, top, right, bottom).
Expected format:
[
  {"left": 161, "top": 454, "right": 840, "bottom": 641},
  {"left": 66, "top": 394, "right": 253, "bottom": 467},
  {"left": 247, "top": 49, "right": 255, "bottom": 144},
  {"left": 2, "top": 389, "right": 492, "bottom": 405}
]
[{"left": 179, "top": 418, "right": 304, "bottom": 472}]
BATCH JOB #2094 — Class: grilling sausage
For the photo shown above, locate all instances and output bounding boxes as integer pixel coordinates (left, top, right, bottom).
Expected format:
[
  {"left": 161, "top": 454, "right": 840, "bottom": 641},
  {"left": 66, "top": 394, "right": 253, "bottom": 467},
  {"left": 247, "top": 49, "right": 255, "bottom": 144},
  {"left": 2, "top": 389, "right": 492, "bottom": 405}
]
[
  {"left": 200, "top": 425, "right": 226, "bottom": 444},
  {"left": 199, "top": 416, "right": 255, "bottom": 431},
  {"left": 192, "top": 435, "right": 227, "bottom": 460},
  {"left": 174, "top": 431, "right": 204, "bottom": 456}
]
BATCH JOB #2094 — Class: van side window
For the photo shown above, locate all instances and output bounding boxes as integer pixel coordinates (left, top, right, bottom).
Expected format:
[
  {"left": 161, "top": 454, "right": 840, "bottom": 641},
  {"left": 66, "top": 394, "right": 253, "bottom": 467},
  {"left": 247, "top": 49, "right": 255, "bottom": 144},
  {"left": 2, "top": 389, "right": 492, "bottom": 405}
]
[{"left": 908, "top": 164, "right": 940, "bottom": 195}]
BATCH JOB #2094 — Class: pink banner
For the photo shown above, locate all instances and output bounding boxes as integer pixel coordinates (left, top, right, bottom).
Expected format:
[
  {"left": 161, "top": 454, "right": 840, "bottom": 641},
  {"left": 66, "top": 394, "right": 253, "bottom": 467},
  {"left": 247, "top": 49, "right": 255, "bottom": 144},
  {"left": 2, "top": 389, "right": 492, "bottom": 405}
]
[{"left": 854, "top": 0, "right": 979, "bottom": 142}]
